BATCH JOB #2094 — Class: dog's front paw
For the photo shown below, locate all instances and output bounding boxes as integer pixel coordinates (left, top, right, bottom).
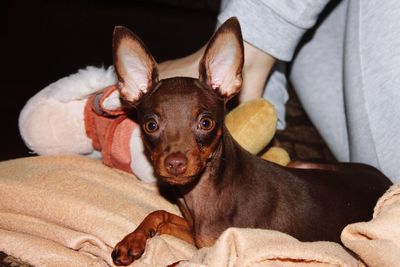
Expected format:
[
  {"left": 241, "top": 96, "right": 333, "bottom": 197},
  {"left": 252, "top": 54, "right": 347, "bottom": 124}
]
[{"left": 112, "top": 230, "right": 147, "bottom": 266}]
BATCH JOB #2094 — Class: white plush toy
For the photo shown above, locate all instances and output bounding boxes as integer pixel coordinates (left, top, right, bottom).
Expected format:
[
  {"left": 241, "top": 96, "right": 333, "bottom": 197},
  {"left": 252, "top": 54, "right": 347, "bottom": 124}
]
[
  {"left": 19, "top": 66, "right": 158, "bottom": 183},
  {"left": 19, "top": 66, "right": 289, "bottom": 183}
]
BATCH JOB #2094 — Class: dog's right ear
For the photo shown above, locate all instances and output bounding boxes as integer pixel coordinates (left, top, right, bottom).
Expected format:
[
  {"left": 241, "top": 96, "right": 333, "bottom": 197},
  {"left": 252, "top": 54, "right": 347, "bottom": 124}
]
[
  {"left": 199, "top": 17, "right": 244, "bottom": 100},
  {"left": 113, "top": 26, "right": 159, "bottom": 104}
]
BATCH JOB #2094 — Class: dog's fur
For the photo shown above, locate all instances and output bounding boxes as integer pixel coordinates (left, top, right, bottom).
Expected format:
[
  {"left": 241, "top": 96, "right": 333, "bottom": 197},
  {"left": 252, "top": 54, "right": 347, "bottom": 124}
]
[{"left": 111, "top": 18, "right": 392, "bottom": 266}]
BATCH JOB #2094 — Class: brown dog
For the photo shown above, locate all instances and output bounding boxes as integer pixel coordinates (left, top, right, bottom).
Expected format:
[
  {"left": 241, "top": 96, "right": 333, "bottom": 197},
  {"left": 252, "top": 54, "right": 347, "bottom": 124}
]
[{"left": 111, "top": 17, "right": 392, "bottom": 265}]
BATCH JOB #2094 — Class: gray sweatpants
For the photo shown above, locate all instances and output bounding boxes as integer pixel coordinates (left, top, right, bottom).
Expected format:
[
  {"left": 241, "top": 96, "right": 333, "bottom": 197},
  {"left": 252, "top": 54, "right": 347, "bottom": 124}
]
[{"left": 219, "top": 0, "right": 400, "bottom": 182}]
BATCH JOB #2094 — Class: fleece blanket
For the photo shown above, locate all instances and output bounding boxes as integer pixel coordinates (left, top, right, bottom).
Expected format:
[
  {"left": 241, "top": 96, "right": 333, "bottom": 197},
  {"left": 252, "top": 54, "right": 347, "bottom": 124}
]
[{"left": 0, "top": 155, "right": 398, "bottom": 267}]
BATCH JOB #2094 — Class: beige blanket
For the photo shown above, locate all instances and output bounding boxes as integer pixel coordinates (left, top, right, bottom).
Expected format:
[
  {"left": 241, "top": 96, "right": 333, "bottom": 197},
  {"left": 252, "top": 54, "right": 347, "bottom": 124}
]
[{"left": 0, "top": 155, "right": 398, "bottom": 267}]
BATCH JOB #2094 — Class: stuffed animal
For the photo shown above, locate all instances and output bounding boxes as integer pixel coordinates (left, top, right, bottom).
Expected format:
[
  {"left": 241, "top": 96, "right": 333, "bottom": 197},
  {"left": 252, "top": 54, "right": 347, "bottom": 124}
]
[
  {"left": 225, "top": 99, "right": 290, "bottom": 166},
  {"left": 19, "top": 66, "right": 290, "bottom": 183}
]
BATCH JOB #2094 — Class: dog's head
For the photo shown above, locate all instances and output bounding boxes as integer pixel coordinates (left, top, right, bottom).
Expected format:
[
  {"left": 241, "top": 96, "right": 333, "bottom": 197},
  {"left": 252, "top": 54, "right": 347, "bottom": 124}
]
[{"left": 112, "top": 17, "right": 244, "bottom": 185}]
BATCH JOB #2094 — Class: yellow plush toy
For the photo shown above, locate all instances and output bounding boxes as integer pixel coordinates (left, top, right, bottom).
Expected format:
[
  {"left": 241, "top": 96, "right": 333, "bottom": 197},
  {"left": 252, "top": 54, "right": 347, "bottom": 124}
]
[{"left": 225, "top": 98, "right": 290, "bottom": 166}]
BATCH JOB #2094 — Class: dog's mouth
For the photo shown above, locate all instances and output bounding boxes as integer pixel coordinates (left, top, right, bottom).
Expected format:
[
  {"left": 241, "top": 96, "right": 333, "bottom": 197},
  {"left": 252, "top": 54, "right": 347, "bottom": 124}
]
[{"left": 158, "top": 174, "right": 198, "bottom": 186}]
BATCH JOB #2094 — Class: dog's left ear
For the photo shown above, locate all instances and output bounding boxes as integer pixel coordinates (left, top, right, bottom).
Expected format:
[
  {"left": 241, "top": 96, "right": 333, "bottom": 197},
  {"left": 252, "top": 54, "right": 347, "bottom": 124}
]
[
  {"left": 113, "top": 26, "right": 159, "bottom": 104},
  {"left": 199, "top": 17, "right": 244, "bottom": 99}
]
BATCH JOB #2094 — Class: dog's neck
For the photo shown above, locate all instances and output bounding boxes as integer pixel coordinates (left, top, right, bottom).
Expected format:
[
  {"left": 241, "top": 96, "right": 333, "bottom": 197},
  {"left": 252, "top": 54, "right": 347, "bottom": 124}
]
[{"left": 178, "top": 125, "right": 243, "bottom": 223}]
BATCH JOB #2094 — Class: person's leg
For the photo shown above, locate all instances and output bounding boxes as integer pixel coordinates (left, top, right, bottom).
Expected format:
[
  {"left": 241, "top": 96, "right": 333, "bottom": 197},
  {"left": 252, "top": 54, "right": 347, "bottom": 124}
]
[
  {"left": 343, "top": 0, "right": 400, "bottom": 181},
  {"left": 290, "top": 1, "right": 350, "bottom": 161},
  {"left": 291, "top": 0, "right": 400, "bottom": 182}
]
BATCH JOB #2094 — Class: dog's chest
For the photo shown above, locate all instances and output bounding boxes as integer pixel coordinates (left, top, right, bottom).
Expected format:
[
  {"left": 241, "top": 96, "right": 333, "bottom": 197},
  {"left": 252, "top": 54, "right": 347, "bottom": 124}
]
[{"left": 182, "top": 172, "right": 237, "bottom": 247}]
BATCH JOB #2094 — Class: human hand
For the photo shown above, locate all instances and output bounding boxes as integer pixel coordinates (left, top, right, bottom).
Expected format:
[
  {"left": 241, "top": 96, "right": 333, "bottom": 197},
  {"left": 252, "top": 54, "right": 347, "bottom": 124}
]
[{"left": 158, "top": 42, "right": 276, "bottom": 103}]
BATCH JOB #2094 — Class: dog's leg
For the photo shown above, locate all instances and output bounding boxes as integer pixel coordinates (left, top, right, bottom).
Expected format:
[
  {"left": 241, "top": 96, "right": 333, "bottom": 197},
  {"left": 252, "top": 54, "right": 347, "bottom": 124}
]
[{"left": 112, "top": 210, "right": 193, "bottom": 266}]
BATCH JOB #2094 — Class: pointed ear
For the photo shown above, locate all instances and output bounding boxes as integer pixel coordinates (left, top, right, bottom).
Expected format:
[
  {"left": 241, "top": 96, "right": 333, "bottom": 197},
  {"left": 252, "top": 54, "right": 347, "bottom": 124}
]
[
  {"left": 199, "top": 17, "right": 244, "bottom": 99},
  {"left": 113, "top": 26, "right": 159, "bottom": 104}
]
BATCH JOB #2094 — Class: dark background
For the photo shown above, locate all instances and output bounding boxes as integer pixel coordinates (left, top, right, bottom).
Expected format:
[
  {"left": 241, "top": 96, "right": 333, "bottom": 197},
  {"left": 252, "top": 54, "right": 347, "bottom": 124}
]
[{"left": 1, "top": 0, "right": 220, "bottom": 161}]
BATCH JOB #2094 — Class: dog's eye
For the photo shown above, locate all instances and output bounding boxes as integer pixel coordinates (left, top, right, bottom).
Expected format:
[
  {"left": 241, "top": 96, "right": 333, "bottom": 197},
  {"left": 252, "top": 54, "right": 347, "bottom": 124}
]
[
  {"left": 198, "top": 117, "right": 215, "bottom": 131},
  {"left": 143, "top": 119, "right": 159, "bottom": 133}
]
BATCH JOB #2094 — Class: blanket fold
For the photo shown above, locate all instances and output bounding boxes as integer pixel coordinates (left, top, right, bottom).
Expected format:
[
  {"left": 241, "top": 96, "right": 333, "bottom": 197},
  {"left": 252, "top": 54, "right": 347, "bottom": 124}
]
[
  {"left": 182, "top": 228, "right": 362, "bottom": 267},
  {"left": 0, "top": 155, "right": 398, "bottom": 266},
  {"left": 341, "top": 184, "right": 400, "bottom": 267},
  {"left": 0, "top": 155, "right": 182, "bottom": 266}
]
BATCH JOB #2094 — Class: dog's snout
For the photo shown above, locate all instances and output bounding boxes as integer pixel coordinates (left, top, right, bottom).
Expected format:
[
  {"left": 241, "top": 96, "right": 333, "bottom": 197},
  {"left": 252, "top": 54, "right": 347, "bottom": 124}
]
[{"left": 165, "top": 152, "right": 188, "bottom": 176}]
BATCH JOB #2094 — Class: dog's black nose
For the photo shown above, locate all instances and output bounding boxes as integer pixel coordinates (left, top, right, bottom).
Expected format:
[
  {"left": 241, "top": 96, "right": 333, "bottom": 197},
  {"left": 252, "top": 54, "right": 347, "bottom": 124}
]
[{"left": 165, "top": 152, "right": 188, "bottom": 176}]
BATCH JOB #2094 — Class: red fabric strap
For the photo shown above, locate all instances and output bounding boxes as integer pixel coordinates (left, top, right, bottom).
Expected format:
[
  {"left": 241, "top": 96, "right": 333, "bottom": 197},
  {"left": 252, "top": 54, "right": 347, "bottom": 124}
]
[{"left": 84, "top": 86, "right": 136, "bottom": 174}]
